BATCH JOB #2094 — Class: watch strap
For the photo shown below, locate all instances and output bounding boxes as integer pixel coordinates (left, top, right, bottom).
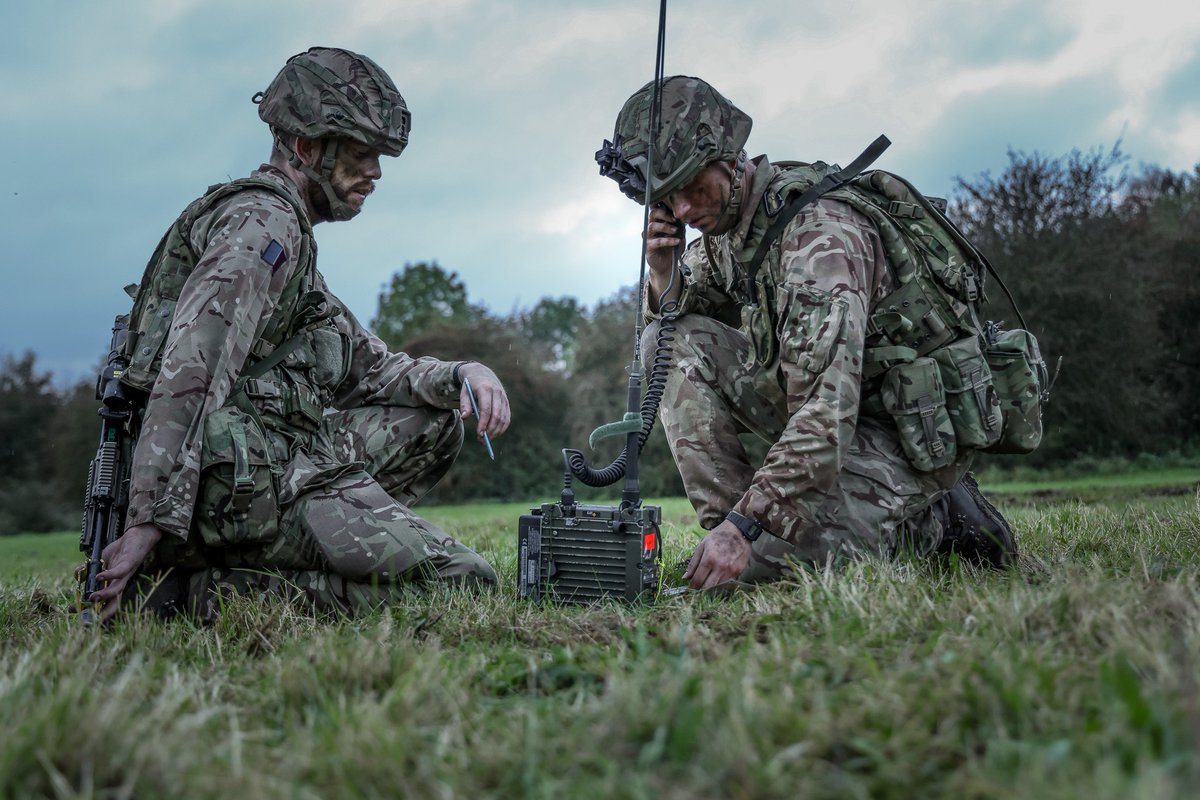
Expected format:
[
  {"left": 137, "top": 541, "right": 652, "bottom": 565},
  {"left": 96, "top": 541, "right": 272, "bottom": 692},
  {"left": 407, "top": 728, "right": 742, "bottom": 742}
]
[{"left": 726, "top": 510, "right": 765, "bottom": 542}]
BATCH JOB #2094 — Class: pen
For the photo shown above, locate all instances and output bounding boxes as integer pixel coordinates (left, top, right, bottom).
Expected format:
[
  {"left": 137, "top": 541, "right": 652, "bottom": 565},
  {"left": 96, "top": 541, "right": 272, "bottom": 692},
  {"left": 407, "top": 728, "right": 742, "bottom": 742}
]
[{"left": 463, "top": 378, "right": 495, "bottom": 460}]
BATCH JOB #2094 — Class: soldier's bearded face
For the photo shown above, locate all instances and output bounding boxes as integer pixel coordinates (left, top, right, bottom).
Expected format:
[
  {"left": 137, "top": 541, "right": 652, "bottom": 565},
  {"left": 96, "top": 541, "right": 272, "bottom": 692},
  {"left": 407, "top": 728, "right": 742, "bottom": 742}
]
[
  {"left": 663, "top": 161, "right": 734, "bottom": 235},
  {"left": 309, "top": 140, "right": 384, "bottom": 220},
  {"left": 332, "top": 143, "right": 383, "bottom": 210}
]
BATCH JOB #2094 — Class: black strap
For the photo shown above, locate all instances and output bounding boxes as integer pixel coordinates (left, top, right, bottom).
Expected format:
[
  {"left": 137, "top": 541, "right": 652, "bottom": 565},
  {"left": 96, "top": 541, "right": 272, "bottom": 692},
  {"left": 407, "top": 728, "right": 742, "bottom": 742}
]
[{"left": 742, "top": 135, "right": 891, "bottom": 303}]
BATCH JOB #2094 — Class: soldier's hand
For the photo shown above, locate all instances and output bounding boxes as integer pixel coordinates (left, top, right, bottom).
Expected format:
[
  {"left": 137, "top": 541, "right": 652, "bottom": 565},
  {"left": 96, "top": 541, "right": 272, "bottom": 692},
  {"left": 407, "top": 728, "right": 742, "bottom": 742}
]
[
  {"left": 683, "top": 521, "right": 751, "bottom": 590},
  {"left": 89, "top": 523, "right": 163, "bottom": 622},
  {"left": 644, "top": 204, "right": 684, "bottom": 279},
  {"left": 458, "top": 362, "right": 511, "bottom": 441}
]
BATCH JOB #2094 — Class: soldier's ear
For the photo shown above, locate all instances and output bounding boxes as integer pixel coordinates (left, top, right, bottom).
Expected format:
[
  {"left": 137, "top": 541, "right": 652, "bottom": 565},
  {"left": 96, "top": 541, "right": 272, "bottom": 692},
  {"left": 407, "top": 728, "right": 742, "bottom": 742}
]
[{"left": 294, "top": 136, "right": 321, "bottom": 168}]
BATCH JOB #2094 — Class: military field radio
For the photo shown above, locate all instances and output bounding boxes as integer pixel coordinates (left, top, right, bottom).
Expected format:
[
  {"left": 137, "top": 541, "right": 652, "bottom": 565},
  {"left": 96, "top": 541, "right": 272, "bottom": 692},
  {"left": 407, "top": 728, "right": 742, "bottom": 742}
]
[{"left": 516, "top": 0, "right": 677, "bottom": 604}]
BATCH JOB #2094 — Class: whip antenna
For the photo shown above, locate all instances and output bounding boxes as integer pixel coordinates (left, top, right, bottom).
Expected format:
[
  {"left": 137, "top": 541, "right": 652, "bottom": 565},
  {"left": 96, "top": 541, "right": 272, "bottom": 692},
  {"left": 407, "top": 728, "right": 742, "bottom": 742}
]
[
  {"left": 517, "top": 0, "right": 671, "bottom": 606},
  {"left": 561, "top": 0, "right": 674, "bottom": 507}
]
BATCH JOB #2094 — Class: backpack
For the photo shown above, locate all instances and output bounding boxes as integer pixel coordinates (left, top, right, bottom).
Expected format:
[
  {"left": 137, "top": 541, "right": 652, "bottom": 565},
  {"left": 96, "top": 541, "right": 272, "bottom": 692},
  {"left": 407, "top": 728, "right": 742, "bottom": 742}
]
[{"left": 745, "top": 148, "right": 1049, "bottom": 470}]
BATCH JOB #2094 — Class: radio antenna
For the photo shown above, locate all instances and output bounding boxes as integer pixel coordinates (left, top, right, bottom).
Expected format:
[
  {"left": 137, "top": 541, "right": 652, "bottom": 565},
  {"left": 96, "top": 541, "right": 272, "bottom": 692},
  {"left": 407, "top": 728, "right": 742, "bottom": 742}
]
[{"left": 561, "top": 0, "right": 675, "bottom": 508}]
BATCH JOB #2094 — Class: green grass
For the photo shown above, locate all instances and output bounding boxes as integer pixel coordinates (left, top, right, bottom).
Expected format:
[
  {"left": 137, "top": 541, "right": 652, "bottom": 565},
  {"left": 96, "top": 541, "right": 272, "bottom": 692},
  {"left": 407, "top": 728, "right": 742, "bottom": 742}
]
[
  {"left": 985, "top": 467, "right": 1200, "bottom": 495},
  {"left": 2, "top": 478, "right": 1199, "bottom": 799}
]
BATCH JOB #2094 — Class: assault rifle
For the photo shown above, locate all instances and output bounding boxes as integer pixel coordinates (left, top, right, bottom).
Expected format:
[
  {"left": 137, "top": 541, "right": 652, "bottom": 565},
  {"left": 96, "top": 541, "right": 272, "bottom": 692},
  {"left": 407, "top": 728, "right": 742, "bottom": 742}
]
[{"left": 77, "top": 318, "right": 143, "bottom": 624}]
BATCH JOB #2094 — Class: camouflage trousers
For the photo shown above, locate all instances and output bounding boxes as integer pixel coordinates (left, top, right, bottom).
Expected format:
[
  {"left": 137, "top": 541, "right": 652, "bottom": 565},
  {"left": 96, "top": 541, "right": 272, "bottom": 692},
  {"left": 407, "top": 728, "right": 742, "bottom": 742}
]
[
  {"left": 644, "top": 314, "right": 968, "bottom": 582},
  {"left": 155, "top": 404, "right": 496, "bottom": 617}
]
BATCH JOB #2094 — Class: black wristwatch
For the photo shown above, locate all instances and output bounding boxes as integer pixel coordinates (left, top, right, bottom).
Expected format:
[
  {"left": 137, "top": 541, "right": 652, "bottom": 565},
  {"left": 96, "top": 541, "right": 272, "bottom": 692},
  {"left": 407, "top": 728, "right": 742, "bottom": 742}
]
[{"left": 725, "top": 510, "right": 766, "bottom": 543}]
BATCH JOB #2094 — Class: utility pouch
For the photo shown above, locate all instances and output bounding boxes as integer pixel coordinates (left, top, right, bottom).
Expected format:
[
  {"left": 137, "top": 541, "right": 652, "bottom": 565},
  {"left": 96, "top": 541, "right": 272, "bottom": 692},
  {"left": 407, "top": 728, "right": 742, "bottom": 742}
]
[
  {"left": 308, "top": 323, "right": 351, "bottom": 390},
  {"left": 742, "top": 302, "right": 779, "bottom": 369},
  {"left": 281, "top": 382, "right": 324, "bottom": 432},
  {"left": 982, "top": 327, "right": 1047, "bottom": 454},
  {"left": 862, "top": 279, "right": 959, "bottom": 381},
  {"left": 123, "top": 296, "right": 179, "bottom": 390},
  {"left": 880, "top": 357, "right": 956, "bottom": 472},
  {"left": 933, "top": 336, "right": 1002, "bottom": 450},
  {"left": 195, "top": 405, "right": 279, "bottom": 547}
]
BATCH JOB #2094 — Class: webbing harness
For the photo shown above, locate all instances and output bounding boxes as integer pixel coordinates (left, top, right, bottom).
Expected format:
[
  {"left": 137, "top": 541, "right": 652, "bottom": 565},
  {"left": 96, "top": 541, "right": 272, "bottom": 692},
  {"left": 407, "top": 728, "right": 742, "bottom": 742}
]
[{"left": 741, "top": 135, "right": 892, "bottom": 305}]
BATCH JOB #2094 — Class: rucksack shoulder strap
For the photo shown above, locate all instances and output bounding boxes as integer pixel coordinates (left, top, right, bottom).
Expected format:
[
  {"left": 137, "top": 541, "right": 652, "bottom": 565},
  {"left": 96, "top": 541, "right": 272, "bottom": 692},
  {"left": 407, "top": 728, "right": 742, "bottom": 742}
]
[{"left": 742, "top": 135, "right": 891, "bottom": 303}]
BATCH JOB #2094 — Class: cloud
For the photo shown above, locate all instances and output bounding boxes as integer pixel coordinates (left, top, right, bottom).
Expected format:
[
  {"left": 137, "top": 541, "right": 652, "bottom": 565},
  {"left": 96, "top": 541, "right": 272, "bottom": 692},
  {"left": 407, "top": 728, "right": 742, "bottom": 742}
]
[{"left": 3, "top": 0, "right": 1199, "bottom": 382}]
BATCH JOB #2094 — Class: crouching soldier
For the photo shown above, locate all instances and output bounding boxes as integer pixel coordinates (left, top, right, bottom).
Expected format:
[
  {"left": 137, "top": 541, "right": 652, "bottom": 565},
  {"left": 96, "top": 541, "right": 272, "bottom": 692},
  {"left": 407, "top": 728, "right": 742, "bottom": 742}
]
[
  {"left": 596, "top": 77, "right": 1033, "bottom": 589},
  {"left": 84, "top": 47, "right": 510, "bottom": 620}
]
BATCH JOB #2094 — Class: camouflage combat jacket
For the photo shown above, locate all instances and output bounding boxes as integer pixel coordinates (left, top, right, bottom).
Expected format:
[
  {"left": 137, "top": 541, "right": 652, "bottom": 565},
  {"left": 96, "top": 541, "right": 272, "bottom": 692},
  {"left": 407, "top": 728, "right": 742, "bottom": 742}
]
[
  {"left": 125, "top": 167, "right": 464, "bottom": 540},
  {"left": 657, "top": 155, "right": 905, "bottom": 543}
]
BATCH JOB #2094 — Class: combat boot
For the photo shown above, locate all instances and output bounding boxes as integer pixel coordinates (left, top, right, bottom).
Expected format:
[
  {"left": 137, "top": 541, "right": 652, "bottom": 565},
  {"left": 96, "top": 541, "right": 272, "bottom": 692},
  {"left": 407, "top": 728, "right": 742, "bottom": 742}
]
[
  {"left": 935, "top": 472, "right": 1017, "bottom": 568},
  {"left": 121, "top": 569, "right": 189, "bottom": 619}
]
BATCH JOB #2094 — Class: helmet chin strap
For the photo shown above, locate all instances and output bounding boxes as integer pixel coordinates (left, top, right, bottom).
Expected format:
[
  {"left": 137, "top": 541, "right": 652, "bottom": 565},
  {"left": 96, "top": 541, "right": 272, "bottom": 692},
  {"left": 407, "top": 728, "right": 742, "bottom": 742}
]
[
  {"left": 709, "top": 151, "right": 748, "bottom": 236},
  {"left": 285, "top": 137, "right": 361, "bottom": 222}
]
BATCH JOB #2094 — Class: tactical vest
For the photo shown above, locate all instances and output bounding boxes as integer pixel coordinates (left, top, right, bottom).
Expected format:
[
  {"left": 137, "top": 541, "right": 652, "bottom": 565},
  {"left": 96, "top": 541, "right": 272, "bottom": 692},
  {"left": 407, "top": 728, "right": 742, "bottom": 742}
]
[
  {"left": 729, "top": 162, "right": 1048, "bottom": 471},
  {"left": 121, "top": 176, "right": 318, "bottom": 390},
  {"left": 118, "top": 177, "right": 351, "bottom": 546}
]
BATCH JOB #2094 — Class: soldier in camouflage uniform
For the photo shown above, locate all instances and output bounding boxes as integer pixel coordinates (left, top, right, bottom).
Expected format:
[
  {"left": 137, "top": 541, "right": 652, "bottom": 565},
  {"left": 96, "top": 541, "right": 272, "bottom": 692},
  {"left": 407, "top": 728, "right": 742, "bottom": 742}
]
[
  {"left": 596, "top": 77, "right": 1016, "bottom": 589},
  {"left": 86, "top": 48, "right": 510, "bottom": 621}
]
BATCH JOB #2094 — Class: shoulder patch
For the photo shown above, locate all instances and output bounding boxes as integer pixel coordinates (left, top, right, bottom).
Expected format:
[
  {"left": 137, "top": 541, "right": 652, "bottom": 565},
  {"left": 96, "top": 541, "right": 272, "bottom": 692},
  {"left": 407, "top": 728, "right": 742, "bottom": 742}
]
[{"left": 261, "top": 239, "right": 287, "bottom": 272}]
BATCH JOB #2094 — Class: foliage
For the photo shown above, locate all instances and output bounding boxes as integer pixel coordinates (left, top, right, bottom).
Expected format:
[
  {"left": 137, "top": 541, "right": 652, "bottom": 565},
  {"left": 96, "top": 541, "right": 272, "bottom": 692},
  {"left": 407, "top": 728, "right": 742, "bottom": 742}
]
[
  {"left": 517, "top": 296, "right": 586, "bottom": 372},
  {"left": 398, "top": 317, "right": 574, "bottom": 503},
  {"left": 0, "top": 353, "right": 93, "bottom": 535},
  {"left": 371, "top": 261, "right": 485, "bottom": 347},
  {"left": 374, "top": 274, "right": 682, "bottom": 504},
  {"left": 3, "top": 482, "right": 1200, "bottom": 798},
  {"left": 951, "top": 147, "right": 1200, "bottom": 467}
]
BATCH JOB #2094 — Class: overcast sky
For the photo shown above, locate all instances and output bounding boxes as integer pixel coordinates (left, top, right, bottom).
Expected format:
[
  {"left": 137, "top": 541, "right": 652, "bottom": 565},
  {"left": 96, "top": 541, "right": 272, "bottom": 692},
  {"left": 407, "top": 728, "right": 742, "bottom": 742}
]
[{"left": 3, "top": 0, "right": 1198, "bottom": 384}]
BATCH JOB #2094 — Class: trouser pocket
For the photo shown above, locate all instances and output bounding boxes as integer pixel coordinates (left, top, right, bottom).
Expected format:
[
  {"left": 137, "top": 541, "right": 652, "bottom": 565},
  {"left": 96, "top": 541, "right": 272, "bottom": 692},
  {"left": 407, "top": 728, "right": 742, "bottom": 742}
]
[
  {"left": 933, "top": 336, "right": 1003, "bottom": 450},
  {"left": 880, "top": 357, "right": 957, "bottom": 472},
  {"left": 195, "top": 405, "right": 280, "bottom": 547}
]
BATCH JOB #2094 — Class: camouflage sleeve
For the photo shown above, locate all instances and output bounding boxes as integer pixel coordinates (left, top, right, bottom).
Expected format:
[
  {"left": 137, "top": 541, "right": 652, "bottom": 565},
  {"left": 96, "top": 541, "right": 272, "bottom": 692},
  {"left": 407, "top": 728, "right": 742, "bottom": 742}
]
[
  {"left": 643, "top": 237, "right": 740, "bottom": 322},
  {"left": 323, "top": 272, "right": 462, "bottom": 411},
  {"left": 124, "top": 190, "right": 303, "bottom": 539},
  {"left": 732, "top": 198, "right": 887, "bottom": 544}
]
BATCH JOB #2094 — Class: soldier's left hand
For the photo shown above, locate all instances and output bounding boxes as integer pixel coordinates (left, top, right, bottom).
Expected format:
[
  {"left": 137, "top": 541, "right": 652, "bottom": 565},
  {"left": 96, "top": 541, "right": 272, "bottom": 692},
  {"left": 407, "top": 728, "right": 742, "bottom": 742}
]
[
  {"left": 683, "top": 521, "right": 751, "bottom": 589},
  {"left": 458, "top": 362, "right": 511, "bottom": 441},
  {"left": 89, "top": 523, "right": 163, "bottom": 622}
]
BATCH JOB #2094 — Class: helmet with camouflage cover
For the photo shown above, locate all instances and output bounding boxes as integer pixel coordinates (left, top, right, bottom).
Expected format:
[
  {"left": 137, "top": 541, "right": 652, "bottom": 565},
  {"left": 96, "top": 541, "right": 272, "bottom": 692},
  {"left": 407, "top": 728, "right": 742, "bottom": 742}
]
[
  {"left": 253, "top": 47, "right": 410, "bottom": 220},
  {"left": 596, "top": 75, "right": 752, "bottom": 206},
  {"left": 255, "top": 46, "right": 410, "bottom": 156}
]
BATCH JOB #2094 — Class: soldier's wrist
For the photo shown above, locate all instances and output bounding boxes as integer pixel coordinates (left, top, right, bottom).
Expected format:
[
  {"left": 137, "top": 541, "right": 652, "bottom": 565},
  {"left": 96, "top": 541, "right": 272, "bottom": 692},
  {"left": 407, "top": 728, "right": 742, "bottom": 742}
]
[
  {"left": 452, "top": 361, "right": 475, "bottom": 386},
  {"left": 725, "top": 510, "right": 766, "bottom": 543}
]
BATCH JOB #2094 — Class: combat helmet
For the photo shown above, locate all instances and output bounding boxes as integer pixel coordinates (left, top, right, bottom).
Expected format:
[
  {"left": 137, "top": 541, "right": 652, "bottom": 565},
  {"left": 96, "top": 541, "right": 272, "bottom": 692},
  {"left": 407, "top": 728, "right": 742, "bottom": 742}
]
[
  {"left": 253, "top": 47, "right": 411, "bottom": 220},
  {"left": 596, "top": 76, "right": 752, "bottom": 206}
]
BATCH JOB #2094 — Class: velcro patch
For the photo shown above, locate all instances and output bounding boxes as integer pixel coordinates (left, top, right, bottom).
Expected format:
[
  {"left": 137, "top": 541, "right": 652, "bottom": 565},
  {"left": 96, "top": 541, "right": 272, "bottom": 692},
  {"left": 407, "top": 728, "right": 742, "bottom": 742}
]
[{"left": 261, "top": 239, "right": 287, "bottom": 272}]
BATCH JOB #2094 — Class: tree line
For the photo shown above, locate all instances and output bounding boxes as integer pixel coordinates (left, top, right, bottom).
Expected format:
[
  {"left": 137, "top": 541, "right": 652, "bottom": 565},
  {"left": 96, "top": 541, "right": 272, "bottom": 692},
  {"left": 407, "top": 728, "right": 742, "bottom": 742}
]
[{"left": 2, "top": 144, "right": 1196, "bottom": 534}]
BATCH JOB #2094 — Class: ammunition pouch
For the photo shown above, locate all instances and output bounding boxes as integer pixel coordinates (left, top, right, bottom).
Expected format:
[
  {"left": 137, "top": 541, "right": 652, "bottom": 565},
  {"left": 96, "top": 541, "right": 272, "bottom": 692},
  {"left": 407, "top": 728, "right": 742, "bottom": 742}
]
[
  {"left": 275, "top": 324, "right": 350, "bottom": 395},
  {"left": 878, "top": 357, "right": 957, "bottom": 472},
  {"left": 981, "top": 327, "right": 1047, "bottom": 454},
  {"left": 933, "top": 336, "right": 1002, "bottom": 450},
  {"left": 241, "top": 377, "right": 325, "bottom": 433},
  {"left": 195, "top": 405, "right": 280, "bottom": 547}
]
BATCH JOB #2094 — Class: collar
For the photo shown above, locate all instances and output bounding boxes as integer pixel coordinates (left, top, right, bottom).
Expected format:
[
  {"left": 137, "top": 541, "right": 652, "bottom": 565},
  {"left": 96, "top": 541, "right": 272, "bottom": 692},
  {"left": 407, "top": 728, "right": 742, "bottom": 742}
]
[
  {"left": 252, "top": 165, "right": 312, "bottom": 223},
  {"left": 707, "top": 155, "right": 778, "bottom": 264}
]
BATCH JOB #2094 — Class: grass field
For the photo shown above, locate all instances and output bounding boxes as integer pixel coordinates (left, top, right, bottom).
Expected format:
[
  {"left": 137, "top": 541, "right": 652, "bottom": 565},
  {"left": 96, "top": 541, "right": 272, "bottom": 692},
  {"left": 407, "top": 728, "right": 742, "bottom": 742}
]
[{"left": 2, "top": 473, "right": 1199, "bottom": 799}]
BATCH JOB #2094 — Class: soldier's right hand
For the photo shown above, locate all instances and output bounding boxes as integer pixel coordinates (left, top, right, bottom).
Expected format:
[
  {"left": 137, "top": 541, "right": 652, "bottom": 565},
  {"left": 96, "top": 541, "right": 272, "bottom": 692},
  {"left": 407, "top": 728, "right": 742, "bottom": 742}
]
[
  {"left": 644, "top": 205, "right": 684, "bottom": 279},
  {"left": 89, "top": 523, "right": 163, "bottom": 622}
]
